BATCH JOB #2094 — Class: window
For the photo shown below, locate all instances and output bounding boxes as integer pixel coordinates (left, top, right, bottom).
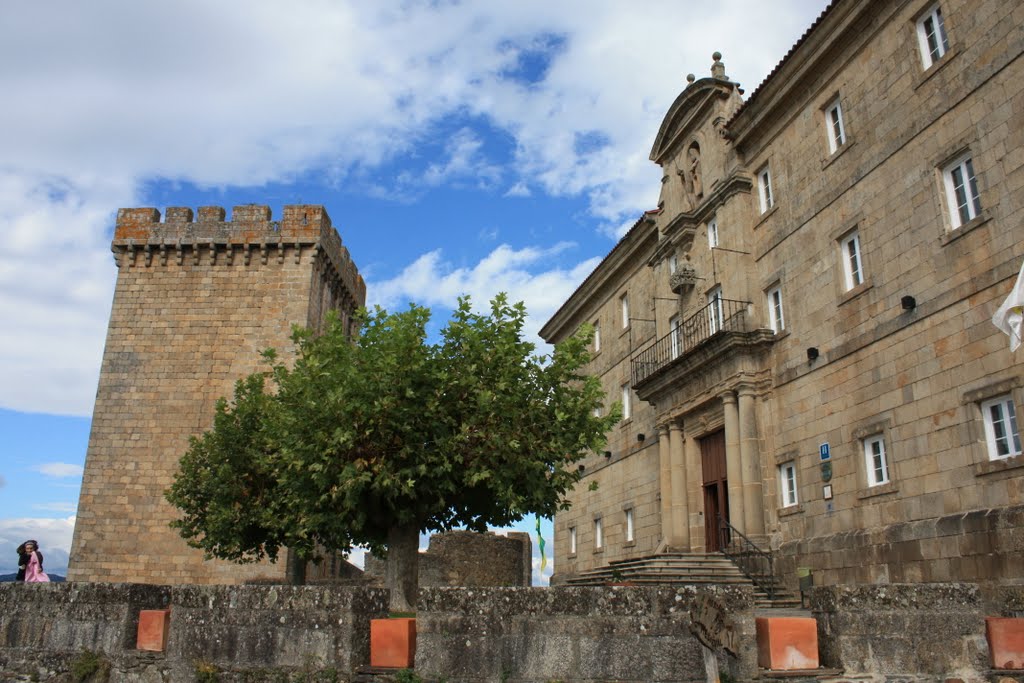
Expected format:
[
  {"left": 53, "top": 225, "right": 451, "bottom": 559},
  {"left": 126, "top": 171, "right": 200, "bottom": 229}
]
[
  {"left": 863, "top": 435, "right": 890, "bottom": 486},
  {"left": 943, "top": 154, "right": 982, "bottom": 229},
  {"left": 840, "top": 231, "right": 864, "bottom": 291},
  {"left": 594, "top": 518, "right": 603, "bottom": 550},
  {"left": 825, "top": 99, "right": 846, "bottom": 153},
  {"left": 669, "top": 253, "right": 678, "bottom": 274},
  {"left": 624, "top": 508, "right": 635, "bottom": 543},
  {"left": 779, "top": 461, "right": 798, "bottom": 507},
  {"left": 620, "top": 293, "right": 630, "bottom": 329},
  {"left": 981, "top": 395, "right": 1022, "bottom": 460},
  {"left": 621, "top": 383, "right": 632, "bottom": 421},
  {"left": 708, "top": 217, "right": 719, "bottom": 248},
  {"left": 669, "top": 314, "right": 681, "bottom": 359},
  {"left": 708, "top": 286, "right": 724, "bottom": 334},
  {"left": 569, "top": 526, "right": 577, "bottom": 554},
  {"left": 757, "top": 166, "right": 774, "bottom": 213},
  {"left": 593, "top": 321, "right": 601, "bottom": 352},
  {"left": 916, "top": 3, "right": 950, "bottom": 69},
  {"left": 766, "top": 285, "right": 784, "bottom": 333}
]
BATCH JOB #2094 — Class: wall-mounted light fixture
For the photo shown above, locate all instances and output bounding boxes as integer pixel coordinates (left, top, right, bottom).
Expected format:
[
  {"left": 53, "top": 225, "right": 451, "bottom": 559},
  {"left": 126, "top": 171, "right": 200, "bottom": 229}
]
[
  {"left": 604, "top": 451, "right": 612, "bottom": 460},
  {"left": 901, "top": 295, "right": 916, "bottom": 311},
  {"left": 578, "top": 464, "right": 586, "bottom": 473},
  {"left": 807, "top": 347, "right": 819, "bottom": 361},
  {"left": 637, "top": 433, "right": 646, "bottom": 443}
]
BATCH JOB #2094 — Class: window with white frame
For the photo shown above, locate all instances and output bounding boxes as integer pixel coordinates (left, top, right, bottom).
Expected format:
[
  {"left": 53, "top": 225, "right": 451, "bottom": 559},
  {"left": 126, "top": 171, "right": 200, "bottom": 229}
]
[
  {"left": 620, "top": 293, "right": 630, "bottom": 329},
  {"left": 981, "top": 394, "right": 1022, "bottom": 460},
  {"left": 593, "top": 320, "right": 601, "bottom": 352},
  {"left": 757, "top": 165, "right": 774, "bottom": 213},
  {"left": 863, "top": 435, "right": 890, "bottom": 486},
  {"left": 825, "top": 98, "right": 847, "bottom": 153},
  {"left": 779, "top": 461, "right": 798, "bottom": 507},
  {"left": 840, "top": 231, "right": 864, "bottom": 291},
  {"left": 624, "top": 508, "right": 635, "bottom": 543},
  {"left": 669, "top": 314, "right": 681, "bottom": 359},
  {"left": 708, "top": 216, "right": 719, "bottom": 248},
  {"left": 916, "top": 3, "right": 950, "bottom": 69},
  {"left": 669, "top": 253, "right": 678, "bottom": 274},
  {"left": 569, "top": 526, "right": 577, "bottom": 554},
  {"left": 621, "top": 383, "right": 632, "bottom": 421},
  {"left": 594, "top": 518, "right": 603, "bottom": 550},
  {"left": 766, "top": 285, "right": 784, "bottom": 333},
  {"left": 708, "top": 286, "right": 724, "bottom": 333},
  {"left": 943, "top": 154, "right": 982, "bottom": 229}
]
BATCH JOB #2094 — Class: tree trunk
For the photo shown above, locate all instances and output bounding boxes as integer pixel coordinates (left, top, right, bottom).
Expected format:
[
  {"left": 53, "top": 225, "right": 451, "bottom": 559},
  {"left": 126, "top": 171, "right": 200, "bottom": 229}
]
[{"left": 385, "top": 524, "right": 420, "bottom": 613}]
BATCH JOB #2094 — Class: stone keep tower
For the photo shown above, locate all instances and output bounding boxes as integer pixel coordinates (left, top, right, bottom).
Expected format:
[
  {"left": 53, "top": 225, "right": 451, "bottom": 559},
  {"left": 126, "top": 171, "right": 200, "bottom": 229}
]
[{"left": 68, "top": 204, "right": 365, "bottom": 585}]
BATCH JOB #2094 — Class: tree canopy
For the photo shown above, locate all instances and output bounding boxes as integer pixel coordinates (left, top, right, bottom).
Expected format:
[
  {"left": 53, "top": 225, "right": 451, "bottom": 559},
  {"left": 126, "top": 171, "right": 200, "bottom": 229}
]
[{"left": 166, "top": 295, "right": 616, "bottom": 608}]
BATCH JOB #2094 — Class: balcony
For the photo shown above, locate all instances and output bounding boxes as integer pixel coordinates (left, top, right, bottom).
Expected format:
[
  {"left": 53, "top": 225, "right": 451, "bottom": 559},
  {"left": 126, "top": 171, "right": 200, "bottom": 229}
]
[{"left": 632, "top": 298, "right": 763, "bottom": 388}]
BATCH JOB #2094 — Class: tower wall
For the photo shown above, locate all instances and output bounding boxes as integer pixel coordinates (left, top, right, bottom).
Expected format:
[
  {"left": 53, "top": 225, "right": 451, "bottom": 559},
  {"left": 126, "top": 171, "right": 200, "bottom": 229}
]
[{"left": 68, "top": 204, "right": 365, "bottom": 585}]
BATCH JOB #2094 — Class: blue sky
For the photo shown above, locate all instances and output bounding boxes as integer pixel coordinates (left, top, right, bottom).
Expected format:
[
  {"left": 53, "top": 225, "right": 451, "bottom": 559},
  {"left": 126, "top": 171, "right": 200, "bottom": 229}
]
[{"left": 0, "top": 0, "right": 828, "bottom": 582}]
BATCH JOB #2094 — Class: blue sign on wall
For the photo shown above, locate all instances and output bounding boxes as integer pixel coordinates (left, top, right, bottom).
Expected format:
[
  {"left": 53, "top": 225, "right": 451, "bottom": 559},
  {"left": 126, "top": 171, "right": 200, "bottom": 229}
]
[{"left": 819, "top": 443, "right": 830, "bottom": 461}]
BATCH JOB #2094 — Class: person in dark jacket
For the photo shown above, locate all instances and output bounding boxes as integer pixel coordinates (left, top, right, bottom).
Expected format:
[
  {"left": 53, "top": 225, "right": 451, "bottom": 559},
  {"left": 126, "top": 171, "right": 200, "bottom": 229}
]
[{"left": 15, "top": 541, "right": 30, "bottom": 581}]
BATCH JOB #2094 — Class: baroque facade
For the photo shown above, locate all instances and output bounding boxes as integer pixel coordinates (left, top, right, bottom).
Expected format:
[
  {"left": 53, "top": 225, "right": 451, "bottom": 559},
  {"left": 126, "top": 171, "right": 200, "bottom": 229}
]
[
  {"left": 541, "top": 0, "right": 1024, "bottom": 587},
  {"left": 68, "top": 205, "right": 366, "bottom": 584}
]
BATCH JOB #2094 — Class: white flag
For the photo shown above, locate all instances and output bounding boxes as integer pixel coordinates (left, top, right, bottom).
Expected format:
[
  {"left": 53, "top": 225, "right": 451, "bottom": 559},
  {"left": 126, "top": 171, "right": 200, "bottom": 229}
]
[{"left": 993, "top": 259, "right": 1024, "bottom": 351}]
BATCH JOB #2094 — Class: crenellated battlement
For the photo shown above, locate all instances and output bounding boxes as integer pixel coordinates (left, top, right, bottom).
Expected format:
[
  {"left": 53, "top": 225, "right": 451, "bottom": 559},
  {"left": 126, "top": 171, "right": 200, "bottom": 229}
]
[{"left": 112, "top": 204, "right": 365, "bottom": 305}]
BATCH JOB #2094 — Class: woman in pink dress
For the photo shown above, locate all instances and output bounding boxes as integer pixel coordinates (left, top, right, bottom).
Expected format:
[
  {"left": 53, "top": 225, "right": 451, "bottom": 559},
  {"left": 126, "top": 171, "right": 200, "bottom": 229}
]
[{"left": 22, "top": 540, "right": 49, "bottom": 583}]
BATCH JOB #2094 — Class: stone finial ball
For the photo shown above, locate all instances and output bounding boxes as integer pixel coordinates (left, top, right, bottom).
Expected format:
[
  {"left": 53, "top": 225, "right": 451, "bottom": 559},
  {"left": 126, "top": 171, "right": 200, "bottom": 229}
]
[
  {"left": 713, "top": 51, "right": 722, "bottom": 61},
  {"left": 686, "top": 73, "right": 695, "bottom": 83}
]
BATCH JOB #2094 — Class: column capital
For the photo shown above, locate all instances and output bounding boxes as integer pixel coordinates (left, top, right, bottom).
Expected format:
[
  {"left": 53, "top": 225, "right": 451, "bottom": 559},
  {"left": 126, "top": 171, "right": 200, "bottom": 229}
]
[
  {"left": 668, "top": 418, "right": 684, "bottom": 433},
  {"left": 720, "top": 390, "right": 737, "bottom": 405},
  {"left": 736, "top": 382, "right": 758, "bottom": 398}
]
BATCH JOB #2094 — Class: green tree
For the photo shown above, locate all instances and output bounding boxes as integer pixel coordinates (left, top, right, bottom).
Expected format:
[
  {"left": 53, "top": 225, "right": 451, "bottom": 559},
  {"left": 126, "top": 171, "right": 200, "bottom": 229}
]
[{"left": 166, "top": 295, "right": 617, "bottom": 610}]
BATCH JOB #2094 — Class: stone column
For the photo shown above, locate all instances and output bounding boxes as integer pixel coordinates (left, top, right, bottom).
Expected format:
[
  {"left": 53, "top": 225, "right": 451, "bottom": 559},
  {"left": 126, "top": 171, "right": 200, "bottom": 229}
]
[
  {"left": 669, "top": 419, "right": 690, "bottom": 549},
  {"left": 683, "top": 425, "right": 704, "bottom": 551},
  {"left": 738, "top": 384, "right": 765, "bottom": 538},
  {"left": 658, "top": 424, "right": 674, "bottom": 548},
  {"left": 722, "top": 390, "right": 745, "bottom": 534}
]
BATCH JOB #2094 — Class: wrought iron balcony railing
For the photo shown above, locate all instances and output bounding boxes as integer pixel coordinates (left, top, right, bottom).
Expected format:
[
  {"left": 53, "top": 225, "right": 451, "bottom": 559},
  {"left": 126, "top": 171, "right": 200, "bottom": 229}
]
[{"left": 631, "top": 298, "right": 751, "bottom": 386}]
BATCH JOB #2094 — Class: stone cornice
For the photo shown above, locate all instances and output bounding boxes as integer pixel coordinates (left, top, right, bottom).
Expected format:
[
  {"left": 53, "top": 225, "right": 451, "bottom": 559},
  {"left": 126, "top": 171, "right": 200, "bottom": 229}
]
[{"left": 650, "top": 78, "right": 740, "bottom": 165}]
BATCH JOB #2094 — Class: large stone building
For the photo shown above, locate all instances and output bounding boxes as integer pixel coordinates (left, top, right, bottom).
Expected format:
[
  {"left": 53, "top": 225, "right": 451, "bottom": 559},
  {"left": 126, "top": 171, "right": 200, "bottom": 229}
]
[
  {"left": 68, "top": 205, "right": 366, "bottom": 584},
  {"left": 541, "top": 0, "right": 1024, "bottom": 587}
]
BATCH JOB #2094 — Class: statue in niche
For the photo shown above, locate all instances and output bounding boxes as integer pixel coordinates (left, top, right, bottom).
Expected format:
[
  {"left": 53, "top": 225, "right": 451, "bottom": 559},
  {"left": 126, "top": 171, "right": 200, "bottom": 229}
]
[{"left": 680, "top": 143, "right": 703, "bottom": 209}]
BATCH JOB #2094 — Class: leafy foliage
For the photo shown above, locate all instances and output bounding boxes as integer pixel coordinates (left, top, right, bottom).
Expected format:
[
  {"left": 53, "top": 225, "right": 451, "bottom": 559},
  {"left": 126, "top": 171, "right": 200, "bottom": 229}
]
[{"left": 166, "top": 295, "right": 618, "bottom": 566}]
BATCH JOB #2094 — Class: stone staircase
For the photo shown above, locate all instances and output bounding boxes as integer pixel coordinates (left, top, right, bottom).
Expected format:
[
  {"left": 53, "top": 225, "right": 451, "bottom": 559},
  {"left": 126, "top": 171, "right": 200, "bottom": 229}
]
[{"left": 564, "top": 552, "right": 802, "bottom": 609}]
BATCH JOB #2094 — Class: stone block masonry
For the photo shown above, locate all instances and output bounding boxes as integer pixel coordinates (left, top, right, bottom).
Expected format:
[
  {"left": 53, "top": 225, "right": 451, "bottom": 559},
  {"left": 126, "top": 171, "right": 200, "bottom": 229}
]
[{"left": 68, "top": 205, "right": 365, "bottom": 586}]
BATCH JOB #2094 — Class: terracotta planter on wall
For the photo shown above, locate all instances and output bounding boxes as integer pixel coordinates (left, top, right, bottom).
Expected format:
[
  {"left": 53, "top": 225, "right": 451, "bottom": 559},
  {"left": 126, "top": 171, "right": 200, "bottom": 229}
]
[
  {"left": 370, "top": 617, "right": 416, "bottom": 668},
  {"left": 136, "top": 609, "right": 171, "bottom": 652}
]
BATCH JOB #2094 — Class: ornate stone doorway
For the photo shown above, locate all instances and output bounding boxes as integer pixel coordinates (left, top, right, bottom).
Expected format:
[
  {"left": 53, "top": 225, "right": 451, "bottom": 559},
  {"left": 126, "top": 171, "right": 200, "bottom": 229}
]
[{"left": 701, "top": 430, "right": 728, "bottom": 551}]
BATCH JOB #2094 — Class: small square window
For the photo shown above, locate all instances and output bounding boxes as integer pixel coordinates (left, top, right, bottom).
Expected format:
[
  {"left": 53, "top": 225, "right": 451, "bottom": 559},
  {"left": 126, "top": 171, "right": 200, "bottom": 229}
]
[
  {"left": 779, "top": 461, "right": 798, "bottom": 507},
  {"left": 593, "top": 321, "right": 601, "bottom": 352},
  {"left": 825, "top": 99, "right": 846, "bottom": 153},
  {"left": 863, "top": 435, "right": 890, "bottom": 487},
  {"left": 916, "top": 3, "right": 950, "bottom": 69},
  {"left": 621, "top": 383, "right": 632, "bottom": 421},
  {"left": 840, "top": 231, "right": 864, "bottom": 291},
  {"left": 757, "top": 166, "right": 774, "bottom": 213},
  {"left": 981, "top": 394, "right": 1022, "bottom": 460},
  {"left": 708, "top": 217, "right": 719, "bottom": 248},
  {"left": 620, "top": 293, "right": 630, "bottom": 329},
  {"left": 569, "top": 526, "right": 577, "bottom": 554},
  {"left": 766, "top": 285, "right": 784, "bottom": 333},
  {"left": 942, "top": 154, "right": 982, "bottom": 229},
  {"left": 624, "top": 508, "right": 634, "bottom": 543},
  {"left": 594, "top": 518, "right": 603, "bottom": 550}
]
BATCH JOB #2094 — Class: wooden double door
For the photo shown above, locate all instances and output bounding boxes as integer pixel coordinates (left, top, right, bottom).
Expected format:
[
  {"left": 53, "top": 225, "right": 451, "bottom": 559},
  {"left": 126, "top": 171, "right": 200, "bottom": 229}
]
[{"left": 700, "top": 430, "right": 728, "bottom": 552}]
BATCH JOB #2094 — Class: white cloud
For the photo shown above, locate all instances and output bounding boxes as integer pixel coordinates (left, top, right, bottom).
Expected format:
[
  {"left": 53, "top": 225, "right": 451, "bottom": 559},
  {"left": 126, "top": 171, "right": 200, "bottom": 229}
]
[
  {"left": 31, "top": 502, "right": 78, "bottom": 514},
  {"left": 504, "top": 181, "right": 531, "bottom": 198},
  {"left": 32, "top": 463, "right": 85, "bottom": 478},
  {"left": 369, "top": 243, "right": 601, "bottom": 341}
]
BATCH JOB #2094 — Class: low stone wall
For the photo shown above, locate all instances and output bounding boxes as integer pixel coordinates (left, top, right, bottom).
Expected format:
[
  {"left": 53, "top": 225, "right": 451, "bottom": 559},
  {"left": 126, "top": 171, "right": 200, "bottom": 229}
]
[
  {"left": 810, "top": 582, "right": 1024, "bottom": 681},
  {"left": 776, "top": 504, "right": 1024, "bottom": 589},
  {"left": 0, "top": 582, "right": 388, "bottom": 681},
  {"left": 416, "top": 585, "right": 757, "bottom": 683},
  {"left": 364, "top": 531, "right": 533, "bottom": 588}
]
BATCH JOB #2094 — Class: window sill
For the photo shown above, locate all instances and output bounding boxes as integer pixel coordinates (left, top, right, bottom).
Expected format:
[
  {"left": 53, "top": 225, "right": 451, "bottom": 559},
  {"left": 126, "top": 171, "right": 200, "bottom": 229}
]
[
  {"left": 593, "top": 548, "right": 605, "bottom": 555},
  {"left": 857, "top": 481, "right": 898, "bottom": 500},
  {"left": 913, "top": 45, "right": 960, "bottom": 90},
  {"left": 940, "top": 213, "right": 991, "bottom": 247},
  {"left": 778, "top": 503, "right": 804, "bottom": 518},
  {"left": 619, "top": 417, "right": 633, "bottom": 429},
  {"left": 618, "top": 325, "right": 631, "bottom": 338},
  {"left": 623, "top": 540, "right": 636, "bottom": 549},
  {"left": 567, "top": 552, "right": 577, "bottom": 560},
  {"left": 753, "top": 204, "right": 779, "bottom": 229},
  {"left": 771, "top": 328, "right": 790, "bottom": 342},
  {"left": 821, "top": 138, "right": 856, "bottom": 170},
  {"left": 975, "top": 453, "right": 1024, "bottom": 477},
  {"left": 838, "top": 279, "right": 873, "bottom": 306}
]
